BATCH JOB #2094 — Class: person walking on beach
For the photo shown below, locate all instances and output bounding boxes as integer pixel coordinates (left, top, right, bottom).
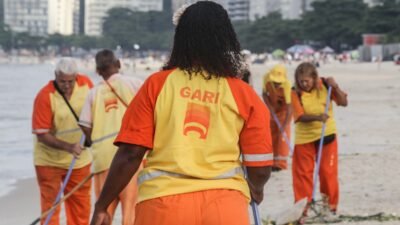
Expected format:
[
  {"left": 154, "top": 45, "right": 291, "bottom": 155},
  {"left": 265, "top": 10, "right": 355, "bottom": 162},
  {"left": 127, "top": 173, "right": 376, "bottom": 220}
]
[
  {"left": 90, "top": 2, "right": 273, "bottom": 225},
  {"left": 79, "top": 49, "right": 143, "bottom": 225},
  {"left": 291, "top": 62, "right": 348, "bottom": 219},
  {"left": 262, "top": 64, "right": 292, "bottom": 171},
  {"left": 32, "top": 58, "right": 93, "bottom": 225}
]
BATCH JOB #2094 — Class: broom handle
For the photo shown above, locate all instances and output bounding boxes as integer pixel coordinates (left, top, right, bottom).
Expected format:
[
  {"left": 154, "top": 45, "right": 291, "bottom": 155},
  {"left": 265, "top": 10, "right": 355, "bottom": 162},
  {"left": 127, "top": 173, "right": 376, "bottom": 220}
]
[
  {"left": 42, "top": 135, "right": 85, "bottom": 225},
  {"left": 29, "top": 172, "right": 94, "bottom": 225},
  {"left": 312, "top": 86, "right": 332, "bottom": 201},
  {"left": 242, "top": 166, "right": 262, "bottom": 225},
  {"left": 267, "top": 106, "right": 294, "bottom": 156},
  {"left": 250, "top": 200, "right": 262, "bottom": 225}
]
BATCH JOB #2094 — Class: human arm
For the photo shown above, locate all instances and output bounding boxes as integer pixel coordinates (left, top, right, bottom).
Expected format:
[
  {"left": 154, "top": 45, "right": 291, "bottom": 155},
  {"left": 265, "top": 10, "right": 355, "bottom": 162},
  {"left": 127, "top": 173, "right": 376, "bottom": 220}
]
[
  {"left": 262, "top": 76, "right": 275, "bottom": 111},
  {"left": 36, "top": 133, "right": 83, "bottom": 158},
  {"left": 280, "top": 81, "right": 293, "bottom": 130},
  {"left": 233, "top": 82, "right": 273, "bottom": 205},
  {"left": 296, "top": 114, "right": 329, "bottom": 123},
  {"left": 281, "top": 104, "right": 292, "bottom": 130},
  {"left": 78, "top": 89, "right": 94, "bottom": 146},
  {"left": 325, "top": 77, "right": 348, "bottom": 107},
  {"left": 246, "top": 166, "right": 271, "bottom": 204},
  {"left": 32, "top": 88, "right": 82, "bottom": 158},
  {"left": 291, "top": 89, "right": 329, "bottom": 123},
  {"left": 79, "top": 126, "right": 92, "bottom": 146},
  {"left": 262, "top": 91, "right": 274, "bottom": 112},
  {"left": 91, "top": 144, "right": 146, "bottom": 225}
]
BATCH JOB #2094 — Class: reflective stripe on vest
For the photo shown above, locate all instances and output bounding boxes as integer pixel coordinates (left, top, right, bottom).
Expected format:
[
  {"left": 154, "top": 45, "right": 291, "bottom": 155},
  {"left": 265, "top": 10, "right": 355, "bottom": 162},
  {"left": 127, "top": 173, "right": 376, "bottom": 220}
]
[
  {"left": 79, "top": 120, "right": 92, "bottom": 128},
  {"left": 92, "top": 132, "right": 119, "bottom": 144},
  {"left": 55, "top": 128, "right": 81, "bottom": 136},
  {"left": 274, "top": 156, "right": 288, "bottom": 161},
  {"left": 138, "top": 167, "right": 244, "bottom": 185},
  {"left": 33, "top": 128, "right": 50, "bottom": 134},
  {"left": 243, "top": 153, "right": 273, "bottom": 162}
]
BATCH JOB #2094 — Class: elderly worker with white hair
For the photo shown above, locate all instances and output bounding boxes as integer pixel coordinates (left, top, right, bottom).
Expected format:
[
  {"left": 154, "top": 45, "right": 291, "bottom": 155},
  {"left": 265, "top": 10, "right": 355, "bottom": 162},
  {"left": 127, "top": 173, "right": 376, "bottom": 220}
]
[{"left": 32, "top": 57, "right": 94, "bottom": 225}]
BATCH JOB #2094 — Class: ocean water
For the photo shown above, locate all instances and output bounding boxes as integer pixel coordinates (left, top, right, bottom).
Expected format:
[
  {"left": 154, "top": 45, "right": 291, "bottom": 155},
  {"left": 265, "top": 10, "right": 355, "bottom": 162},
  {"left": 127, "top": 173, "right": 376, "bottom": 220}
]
[
  {"left": 0, "top": 64, "right": 54, "bottom": 197},
  {"left": 0, "top": 62, "right": 156, "bottom": 197}
]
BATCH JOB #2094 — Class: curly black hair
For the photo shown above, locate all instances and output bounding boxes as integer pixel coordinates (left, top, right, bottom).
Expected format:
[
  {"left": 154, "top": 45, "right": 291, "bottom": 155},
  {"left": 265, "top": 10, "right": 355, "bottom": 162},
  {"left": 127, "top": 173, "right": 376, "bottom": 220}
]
[{"left": 163, "top": 1, "right": 244, "bottom": 79}]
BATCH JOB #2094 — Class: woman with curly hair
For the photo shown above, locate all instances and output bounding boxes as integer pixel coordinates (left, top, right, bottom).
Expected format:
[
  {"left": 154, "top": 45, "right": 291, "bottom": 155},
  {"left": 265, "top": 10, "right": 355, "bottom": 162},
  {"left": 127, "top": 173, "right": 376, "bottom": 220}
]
[{"left": 90, "top": 2, "right": 273, "bottom": 225}]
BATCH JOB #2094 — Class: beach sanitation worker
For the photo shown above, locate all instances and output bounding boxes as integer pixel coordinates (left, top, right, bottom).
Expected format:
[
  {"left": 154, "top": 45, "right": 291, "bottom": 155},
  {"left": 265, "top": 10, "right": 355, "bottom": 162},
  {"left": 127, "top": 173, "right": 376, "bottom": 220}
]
[
  {"left": 32, "top": 58, "right": 93, "bottom": 225},
  {"left": 262, "top": 64, "right": 293, "bottom": 171},
  {"left": 291, "top": 62, "right": 348, "bottom": 220},
  {"left": 90, "top": 2, "right": 273, "bottom": 225},
  {"left": 79, "top": 49, "right": 143, "bottom": 225}
]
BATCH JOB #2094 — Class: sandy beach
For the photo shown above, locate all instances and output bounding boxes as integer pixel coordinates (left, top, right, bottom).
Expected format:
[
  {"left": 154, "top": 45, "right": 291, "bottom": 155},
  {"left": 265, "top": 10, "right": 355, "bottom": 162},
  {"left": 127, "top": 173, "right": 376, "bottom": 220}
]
[{"left": 1, "top": 61, "right": 399, "bottom": 225}]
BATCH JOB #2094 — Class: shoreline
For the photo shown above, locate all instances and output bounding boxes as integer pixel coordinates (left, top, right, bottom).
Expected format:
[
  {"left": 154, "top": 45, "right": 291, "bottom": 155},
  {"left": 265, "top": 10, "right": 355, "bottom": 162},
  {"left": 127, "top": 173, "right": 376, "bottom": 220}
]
[{"left": 0, "top": 178, "right": 40, "bottom": 225}]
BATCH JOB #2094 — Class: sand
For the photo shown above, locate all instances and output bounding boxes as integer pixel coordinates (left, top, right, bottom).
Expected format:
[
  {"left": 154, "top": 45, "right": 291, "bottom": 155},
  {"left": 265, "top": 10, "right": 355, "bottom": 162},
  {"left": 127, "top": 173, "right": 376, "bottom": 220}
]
[{"left": 1, "top": 61, "right": 400, "bottom": 225}]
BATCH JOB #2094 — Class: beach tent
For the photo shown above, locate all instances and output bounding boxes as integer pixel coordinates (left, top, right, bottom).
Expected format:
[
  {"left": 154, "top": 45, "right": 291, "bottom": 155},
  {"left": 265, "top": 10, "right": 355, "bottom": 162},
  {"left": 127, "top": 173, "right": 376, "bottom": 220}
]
[
  {"left": 287, "top": 44, "right": 315, "bottom": 54},
  {"left": 272, "top": 49, "right": 285, "bottom": 58},
  {"left": 320, "top": 46, "right": 335, "bottom": 54}
]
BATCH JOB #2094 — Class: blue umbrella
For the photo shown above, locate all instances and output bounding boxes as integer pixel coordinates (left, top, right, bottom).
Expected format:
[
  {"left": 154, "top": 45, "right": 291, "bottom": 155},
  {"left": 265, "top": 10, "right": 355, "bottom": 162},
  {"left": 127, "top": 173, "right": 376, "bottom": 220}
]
[{"left": 287, "top": 44, "right": 314, "bottom": 54}]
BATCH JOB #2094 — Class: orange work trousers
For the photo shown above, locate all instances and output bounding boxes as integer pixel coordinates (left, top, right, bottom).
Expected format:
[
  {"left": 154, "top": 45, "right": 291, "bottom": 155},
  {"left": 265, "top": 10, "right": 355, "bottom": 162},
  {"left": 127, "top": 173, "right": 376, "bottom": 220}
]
[
  {"left": 271, "top": 111, "right": 291, "bottom": 170},
  {"left": 292, "top": 138, "right": 339, "bottom": 211},
  {"left": 35, "top": 164, "right": 92, "bottom": 225},
  {"left": 134, "top": 189, "right": 250, "bottom": 225},
  {"left": 94, "top": 163, "right": 142, "bottom": 225}
]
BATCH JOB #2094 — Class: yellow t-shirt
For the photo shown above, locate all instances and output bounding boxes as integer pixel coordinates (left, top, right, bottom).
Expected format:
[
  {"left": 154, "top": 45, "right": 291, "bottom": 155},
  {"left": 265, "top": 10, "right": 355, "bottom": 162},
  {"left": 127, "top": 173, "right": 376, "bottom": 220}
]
[
  {"left": 115, "top": 68, "right": 273, "bottom": 203},
  {"left": 79, "top": 74, "right": 142, "bottom": 173},
  {"left": 32, "top": 75, "right": 93, "bottom": 169},
  {"left": 291, "top": 79, "right": 337, "bottom": 144}
]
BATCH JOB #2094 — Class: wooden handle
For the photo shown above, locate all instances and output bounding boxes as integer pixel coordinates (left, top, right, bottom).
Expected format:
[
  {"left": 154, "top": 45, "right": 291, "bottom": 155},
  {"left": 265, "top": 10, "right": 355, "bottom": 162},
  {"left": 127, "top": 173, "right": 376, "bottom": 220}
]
[{"left": 29, "top": 173, "right": 94, "bottom": 225}]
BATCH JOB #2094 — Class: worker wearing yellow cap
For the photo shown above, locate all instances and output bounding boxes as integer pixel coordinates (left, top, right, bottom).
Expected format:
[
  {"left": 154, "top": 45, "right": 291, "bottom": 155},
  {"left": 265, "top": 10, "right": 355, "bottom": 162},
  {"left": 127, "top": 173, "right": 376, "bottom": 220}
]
[{"left": 262, "top": 64, "right": 292, "bottom": 171}]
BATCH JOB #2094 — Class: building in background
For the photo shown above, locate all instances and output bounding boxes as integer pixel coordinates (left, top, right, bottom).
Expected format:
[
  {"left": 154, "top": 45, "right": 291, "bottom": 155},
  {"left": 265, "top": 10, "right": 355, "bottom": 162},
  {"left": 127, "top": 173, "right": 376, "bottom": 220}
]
[
  {"left": 363, "top": 0, "right": 381, "bottom": 7},
  {"left": 2, "top": 0, "right": 386, "bottom": 37},
  {"left": 4, "top": 0, "right": 81, "bottom": 36},
  {"left": 85, "top": 0, "right": 163, "bottom": 36},
  {"left": 227, "top": 0, "right": 249, "bottom": 21},
  {"left": 172, "top": 0, "right": 228, "bottom": 12},
  {"left": 0, "top": 0, "right": 4, "bottom": 23},
  {"left": 48, "top": 0, "right": 79, "bottom": 35},
  {"left": 171, "top": 0, "right": 313, "bottom": 21},
  {"left": 4, "top": 0, "right": 48, "bottom": 35},
  {"left": 280, "top": 0, "right": 303, "bottom": 19},
  {"left": 78, "top": 0, "right": 85, "bottom": 34},
  {"left": 172, "top": 0, "right": 250, "bottom": 21},
  {"left": 265, "top": 0, "right": 316, "bottom": 20},
  {"left": 249, "top": 0, "right": 268, "bottom": 20}
]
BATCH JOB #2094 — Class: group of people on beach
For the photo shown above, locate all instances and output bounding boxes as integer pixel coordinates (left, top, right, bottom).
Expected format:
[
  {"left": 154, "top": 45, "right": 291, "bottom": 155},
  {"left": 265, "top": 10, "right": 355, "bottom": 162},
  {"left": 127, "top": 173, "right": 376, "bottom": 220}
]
[
  {"left": 31, "top": 2, "right": 348, "bottom": 225},
  {"left": 261, "top": 62, "right": 347, "bottom": 223}
]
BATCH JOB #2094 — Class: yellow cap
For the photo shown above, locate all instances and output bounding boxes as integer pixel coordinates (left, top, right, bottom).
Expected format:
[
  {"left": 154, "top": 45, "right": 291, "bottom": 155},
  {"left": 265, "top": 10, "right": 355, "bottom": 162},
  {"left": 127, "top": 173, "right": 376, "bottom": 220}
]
[{"left": 267, "top": 64, "right": 288, "bottom": 83}]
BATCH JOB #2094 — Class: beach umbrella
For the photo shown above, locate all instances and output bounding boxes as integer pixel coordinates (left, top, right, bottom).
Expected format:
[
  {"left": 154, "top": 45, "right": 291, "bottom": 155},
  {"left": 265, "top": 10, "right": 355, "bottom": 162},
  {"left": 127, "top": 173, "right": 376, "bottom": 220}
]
[
  {"left": 287, "top": 44, "right": 314, "bottom": 54},
  {"left": 272, "top": 49, "right": 285, "bottom": 58},
  {"left": 320, "top": 46, "right": 335, "bottom": 54},
  {"left": 303, "top": 47, "right": 315, "bottom": 55}
]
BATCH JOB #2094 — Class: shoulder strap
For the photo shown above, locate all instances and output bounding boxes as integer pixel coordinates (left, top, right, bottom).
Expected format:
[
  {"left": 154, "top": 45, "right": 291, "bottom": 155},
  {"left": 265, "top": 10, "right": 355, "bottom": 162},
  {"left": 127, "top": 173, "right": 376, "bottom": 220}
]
[
  {"left": 105, "top": 80, "right": 129, "bottom": 108},
  {"left": 53, "top": 80, "right": 91, "bottom": 147},
  {"left": 320, "top": 77, "right": 329, "bottom": 89},
  {"left": 53, "top": 81, "right": 79, "bottom": 122}
]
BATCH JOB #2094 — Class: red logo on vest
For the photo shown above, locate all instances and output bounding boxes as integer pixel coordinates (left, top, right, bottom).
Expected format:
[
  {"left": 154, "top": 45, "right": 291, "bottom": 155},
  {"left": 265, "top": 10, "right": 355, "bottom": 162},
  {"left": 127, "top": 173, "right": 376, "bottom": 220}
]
[
  {"left": 104, "top": 97, "right": 118, "bottom": 112},
  {"left": 183, "top": 102, "right": 210, "bottom": 139}
]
